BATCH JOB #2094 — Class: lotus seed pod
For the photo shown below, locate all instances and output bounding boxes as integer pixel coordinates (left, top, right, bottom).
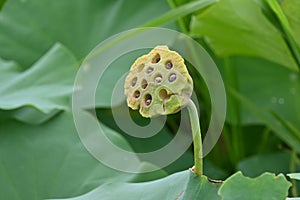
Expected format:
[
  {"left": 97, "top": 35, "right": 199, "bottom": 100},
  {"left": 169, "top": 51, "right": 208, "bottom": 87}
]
[{"left": 124, "top": 46, "right": 193, "bottom": 118}]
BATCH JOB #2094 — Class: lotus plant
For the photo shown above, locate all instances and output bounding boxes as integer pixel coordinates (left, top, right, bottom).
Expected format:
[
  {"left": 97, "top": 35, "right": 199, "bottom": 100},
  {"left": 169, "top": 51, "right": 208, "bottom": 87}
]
[{"left": 124, "top": 46, "right": 203, "bottom": 175}]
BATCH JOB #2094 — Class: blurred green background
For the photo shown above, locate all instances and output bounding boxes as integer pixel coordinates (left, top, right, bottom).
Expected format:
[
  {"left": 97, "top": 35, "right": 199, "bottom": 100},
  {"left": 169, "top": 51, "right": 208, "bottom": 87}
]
[{"left": 0, "top": 0, "right": 299, "bottom": 199}]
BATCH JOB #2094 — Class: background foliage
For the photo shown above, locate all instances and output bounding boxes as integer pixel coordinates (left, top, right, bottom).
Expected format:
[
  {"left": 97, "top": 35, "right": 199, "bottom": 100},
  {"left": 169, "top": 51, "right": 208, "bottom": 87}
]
[{"left": 0, "top": 0, "right": 299, "bottom": 199}]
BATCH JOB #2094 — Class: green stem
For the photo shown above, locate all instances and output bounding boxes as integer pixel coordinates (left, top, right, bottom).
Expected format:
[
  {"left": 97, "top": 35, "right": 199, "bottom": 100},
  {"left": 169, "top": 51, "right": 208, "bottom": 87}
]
[
  {"left": 186, "top": 99, "right": 203, "bottom": 176},
  {"left": 290, "top": 151, "right": 299, "bottom": 197},
  {"left": 167, "top": 0, "right": 189, "bottom": 34},
  {"left": 258, "top": 127, "right": 271, "bottom": 153},
  {"left": 142, "top": 0, "right": 217, "bottom": 27}
]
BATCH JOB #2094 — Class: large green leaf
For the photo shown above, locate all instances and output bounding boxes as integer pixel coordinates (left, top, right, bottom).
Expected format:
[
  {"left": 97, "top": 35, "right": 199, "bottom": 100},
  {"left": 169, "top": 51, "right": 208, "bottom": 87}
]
[
  {"left": 190, "top": 0, "right": 298, "bottom": 70},
  {"left": 220, "top": 57, "right": 300, "bottom": 154},
  {"left": 51, "top": 171, "right": 220, "bottom": 200},
  {"left": 0, "top": 44, "right": 78, "bottom": 123},
  {"left": 0, "top": 0, "right": 219, "bottom": 110},
  {"left": 218, "top": 56, "right": 300, "bottom": 156},
  {"left": 0, "top": 0, "right": 174, "bottom": 68},
  {"left": 0, "top": 0, "right": 177, "bottom": 115},
  {"left": 228, "top": 57, "right": 300, "bottom": 128},
  {"left": 180, "top": 173, "right": 221, "bottom": 200},
  {"left": 0, "top": 0, "right": 175, "bottom": 110},
  {"left": 238, "top": 152, "right": 300, "bottom": 177},
  {"left": 287, "top": 173, "right": 300, "bottom": 181},
  {"left": 0, "top": 111, "right": 160, "bottom": 199},
  {"left": 218, "top": 172, "right": 291, "bottom": 200}
]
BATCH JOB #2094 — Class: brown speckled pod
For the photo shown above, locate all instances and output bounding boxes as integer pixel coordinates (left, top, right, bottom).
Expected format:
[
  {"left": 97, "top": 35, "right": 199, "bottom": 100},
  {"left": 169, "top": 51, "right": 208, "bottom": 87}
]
[{"left": 124, "top": 46, "right": 193, "bottom": 118}]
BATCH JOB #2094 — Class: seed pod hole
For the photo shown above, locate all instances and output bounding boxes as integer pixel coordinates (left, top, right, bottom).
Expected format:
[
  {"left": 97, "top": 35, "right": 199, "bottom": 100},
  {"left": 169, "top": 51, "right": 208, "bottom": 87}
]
[
  {"left": 165, "top": 61, "right": 173, "bottom": 69},
  {"left": 141, "top": 79, "right": 148, "bottom": 89},
  {"left": 154, "top": 74, "right": 163, "bottom": 83},
  {"left": 152, "top": 53, "right": 161, "bottom": 63},
  {"left": 137, "top": 64, "right": 145, "bottom": 72},
  {"left": 159, "top": 89, "right": 171, "bottom": 100},
  {"left": 146, "top": 67, "right": 154, "bottom": 74},
  {"left": 144, "top": 94, "right": 152, "bottom": 106},
  {"left": 133, "top": 90, "right": 140, "bottom": 98},
  {"left": 169, "top": 73, "right": 177, "bottom": 82},
  {"left": 131, "top": 77, "right": 137, "bottom": 87}
]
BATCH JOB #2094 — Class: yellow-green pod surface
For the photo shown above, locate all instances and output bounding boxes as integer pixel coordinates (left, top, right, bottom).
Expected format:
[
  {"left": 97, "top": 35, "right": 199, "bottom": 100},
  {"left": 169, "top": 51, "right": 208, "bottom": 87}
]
[{"left": 124, "top": 46, "right": 193, "bottom": 118}]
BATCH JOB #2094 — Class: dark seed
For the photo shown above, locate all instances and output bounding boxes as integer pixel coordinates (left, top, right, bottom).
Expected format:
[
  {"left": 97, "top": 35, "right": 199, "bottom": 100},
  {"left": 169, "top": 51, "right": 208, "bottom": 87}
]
[
  {"left": 155, "top": 76, "right": 162, "bottom": 83},
  {"left": 132, "top": 77, "right": 137, "bottom": 87},
  {"left": 144, "top": 94, "right": 152, "bottom": 106},
  {"left": 155, "top": 74, "right": 163, "bottom": 83},
  {"left": 169, "top": 73, "right": 176, "bottom": 82},
  {"left": 145, "top": 99, "right": 152, "bottom": 106},
  {"left": 152, "top": 54, "right": 161, "bottom": 63},
  {"left": 141, "top": 79, "right": 148, "bottom": 89},
  {"left": 147, "top": 67, "right": 154, "bottom": 74},
  {"left": 166, "top": 61, "right": 173, "bottom": 69},
  {"left": 134, "top": 91, "right": 140, "bottom": 98}
]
